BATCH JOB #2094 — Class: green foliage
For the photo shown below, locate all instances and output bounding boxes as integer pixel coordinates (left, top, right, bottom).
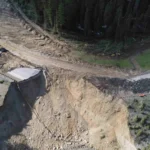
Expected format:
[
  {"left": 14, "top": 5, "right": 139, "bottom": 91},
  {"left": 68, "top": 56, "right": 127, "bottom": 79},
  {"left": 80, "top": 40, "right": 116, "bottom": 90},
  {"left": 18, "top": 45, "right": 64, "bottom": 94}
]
[
  {"left": 139, "top": 102, "right": 145, "bottom": 110},
  {"left": 136, "top": 49, "right": 150, "bottom": 70},
  {"left": 140, "top": 116, "right": 148, "bottom": 125},
  {"left": 25, "top": 1, "right": 38, "bottom": 22},
  {"left": 136, "top": 129, "right": 143, "bottom": 137},
  {"left": 45, "top": 0, "right": 53, "bottom": 26},
  {"left": 133, "top": 116, "right": 140, "bottom": 123},
  {"left": 128, "top": 97, "right": 150, "bottom": 148},
  {"left": 144, "top": 145, "right": 150, "bottom": 150},
  {"left": 76, "top": 51, "right": 132, "bottom": 68},
  {"left": 93, "top": 38, "right": 136, "bottom": 55},
  {"left": 13, "top": 0, "right": 150, "bottom": 59},
  {"left": 13, "top": 0, "right": 150, "bottom": 40}
]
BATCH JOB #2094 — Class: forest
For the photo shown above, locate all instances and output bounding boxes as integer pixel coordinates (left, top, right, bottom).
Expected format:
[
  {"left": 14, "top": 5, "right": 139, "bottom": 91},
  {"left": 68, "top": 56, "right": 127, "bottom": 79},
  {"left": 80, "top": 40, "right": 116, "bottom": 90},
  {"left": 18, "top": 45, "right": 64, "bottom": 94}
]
[{"left": 13, "top": 0, "right": 150, "bottom": 41}]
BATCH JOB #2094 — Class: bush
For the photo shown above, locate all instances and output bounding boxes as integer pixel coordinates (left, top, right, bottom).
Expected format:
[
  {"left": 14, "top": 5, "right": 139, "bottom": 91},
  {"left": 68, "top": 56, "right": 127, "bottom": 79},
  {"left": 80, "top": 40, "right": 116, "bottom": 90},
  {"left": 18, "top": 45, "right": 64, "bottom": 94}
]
[
  {"left": 141, "top": 116, "right": 148, "bottom": 125},
  {"left": 0, "top": 80, "right": 4, "bottom": 84},
  {"left": 136, "top": 129, "right": 143, "bottom": 137}
]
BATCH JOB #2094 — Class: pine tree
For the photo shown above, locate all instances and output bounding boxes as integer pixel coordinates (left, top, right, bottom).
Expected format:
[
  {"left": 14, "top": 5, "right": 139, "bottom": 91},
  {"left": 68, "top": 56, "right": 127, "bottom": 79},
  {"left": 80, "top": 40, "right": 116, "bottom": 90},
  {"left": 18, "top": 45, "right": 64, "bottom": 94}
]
[
  {"left": 57, "top": 2, "right": 65, "bottom": 28},
  {"left": 13, "top": 0, "right": 150, "bottom": 40}
]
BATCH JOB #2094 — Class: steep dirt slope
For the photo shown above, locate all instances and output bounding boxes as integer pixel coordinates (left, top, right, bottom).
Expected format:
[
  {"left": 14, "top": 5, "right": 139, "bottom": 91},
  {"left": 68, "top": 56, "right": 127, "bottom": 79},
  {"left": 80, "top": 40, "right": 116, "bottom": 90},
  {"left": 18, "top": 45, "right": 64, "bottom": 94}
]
[
  {"left": 64, "top": 78, "right": 136, "bottom": 150},
  {"left": 1, "top": 51, "right": 150, "bottom": 150},
  {"left": 0, "top": 52, "right": 94, "bottom": 150},
  {"left": 7, "top": 73, "right": 136, "bottom": 150}
]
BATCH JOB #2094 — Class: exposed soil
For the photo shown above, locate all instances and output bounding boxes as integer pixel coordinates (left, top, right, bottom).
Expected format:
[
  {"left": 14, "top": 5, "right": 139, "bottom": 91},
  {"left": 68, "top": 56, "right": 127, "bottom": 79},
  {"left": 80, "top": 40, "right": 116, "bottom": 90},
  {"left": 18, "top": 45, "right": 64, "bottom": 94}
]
[
  {"left": 0, "top": 47, "right": 150, "bottom": 150},
  {"left": 0, "top": 50, "right": 95, "bottom": 150}
]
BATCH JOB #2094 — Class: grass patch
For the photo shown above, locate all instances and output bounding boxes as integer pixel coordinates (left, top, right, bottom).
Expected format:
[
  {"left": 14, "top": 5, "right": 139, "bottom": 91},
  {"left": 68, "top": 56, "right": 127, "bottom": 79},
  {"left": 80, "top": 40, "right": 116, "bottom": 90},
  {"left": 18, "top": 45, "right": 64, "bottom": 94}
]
[
  {"left": 84, "top": 38, "right": 136, "bottom": 55},
  {"left": 136, "top": 49, "right": 150, "bottom": 69},
  {"left": 94, "top": 40, "right": 124, "bottom": 55},
  {"left": 77, "top": 51, "right": 132, "bottom": 68}
]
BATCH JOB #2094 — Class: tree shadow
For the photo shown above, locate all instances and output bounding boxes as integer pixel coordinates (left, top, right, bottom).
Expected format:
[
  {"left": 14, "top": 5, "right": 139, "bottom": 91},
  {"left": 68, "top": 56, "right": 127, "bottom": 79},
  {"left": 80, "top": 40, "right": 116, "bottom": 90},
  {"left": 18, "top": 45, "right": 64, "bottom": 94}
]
[
  {"left": 0, "top": 142, "right": 37, "bottom": 150},
  {"left": 0, "top": 71, "right": 46, "bottom": 142}
]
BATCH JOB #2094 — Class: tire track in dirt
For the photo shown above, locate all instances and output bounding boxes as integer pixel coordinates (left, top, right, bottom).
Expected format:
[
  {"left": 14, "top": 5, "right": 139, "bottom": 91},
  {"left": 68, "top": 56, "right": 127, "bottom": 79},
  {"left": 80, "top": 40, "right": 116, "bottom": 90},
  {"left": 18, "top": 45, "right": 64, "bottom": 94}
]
[{"left": 0, "top": 39, "right": 128, "bottom": 78}]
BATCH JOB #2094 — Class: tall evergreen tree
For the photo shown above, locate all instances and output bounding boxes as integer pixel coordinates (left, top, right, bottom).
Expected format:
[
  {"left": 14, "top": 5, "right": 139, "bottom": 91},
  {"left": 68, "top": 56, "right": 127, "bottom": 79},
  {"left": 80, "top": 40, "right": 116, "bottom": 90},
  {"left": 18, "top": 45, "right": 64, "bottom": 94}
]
[{"left": 13, "top": 0, "right": 150, "bottom": 40}]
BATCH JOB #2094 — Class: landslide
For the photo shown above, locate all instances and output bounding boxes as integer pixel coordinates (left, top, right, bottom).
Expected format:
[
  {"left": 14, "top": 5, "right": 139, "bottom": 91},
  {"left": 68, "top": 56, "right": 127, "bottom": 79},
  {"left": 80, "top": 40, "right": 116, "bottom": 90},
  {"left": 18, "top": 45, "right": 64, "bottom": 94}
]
[
  {"left": 7, "top": 73, "right": 150, "bottom": 150},
  {"left": 2, "top": 72, "right": 136, "bottom": 150},
  {"left": 0, "top": 48, "right": 150, "bottom": 150}
]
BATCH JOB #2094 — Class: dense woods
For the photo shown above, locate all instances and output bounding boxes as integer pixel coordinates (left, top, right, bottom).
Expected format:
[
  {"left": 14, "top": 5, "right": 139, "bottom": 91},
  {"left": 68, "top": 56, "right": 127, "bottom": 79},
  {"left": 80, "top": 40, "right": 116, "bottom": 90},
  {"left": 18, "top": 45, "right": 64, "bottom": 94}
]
[{"left": 13, "top": 0, "right": 150, "bottom": 40}]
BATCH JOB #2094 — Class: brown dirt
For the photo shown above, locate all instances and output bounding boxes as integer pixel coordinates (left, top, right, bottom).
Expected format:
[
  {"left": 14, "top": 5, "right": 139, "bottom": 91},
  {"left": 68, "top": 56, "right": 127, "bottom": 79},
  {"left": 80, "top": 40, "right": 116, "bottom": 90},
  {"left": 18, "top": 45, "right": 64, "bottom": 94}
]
[
  {"left": 0, "top": 49, "right": 137, "bottom": 150},
  {"left": 6, "top": 71, "right": 137, "bottom": 150}
]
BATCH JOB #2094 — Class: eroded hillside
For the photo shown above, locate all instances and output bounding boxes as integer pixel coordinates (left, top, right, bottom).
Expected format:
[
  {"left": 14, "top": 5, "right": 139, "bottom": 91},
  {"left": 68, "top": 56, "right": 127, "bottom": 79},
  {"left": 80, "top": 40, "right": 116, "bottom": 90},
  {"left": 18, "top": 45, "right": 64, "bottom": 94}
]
[{"left": 0, "top": 50, "right": 150, "bottom": 150}]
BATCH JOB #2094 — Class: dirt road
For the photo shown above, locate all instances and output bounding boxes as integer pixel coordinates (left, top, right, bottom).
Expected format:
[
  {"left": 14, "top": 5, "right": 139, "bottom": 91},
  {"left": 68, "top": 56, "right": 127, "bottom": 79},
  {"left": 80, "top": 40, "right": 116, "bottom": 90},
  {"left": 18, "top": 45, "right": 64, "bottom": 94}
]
[{"left": 0, "top": 39, "right": 129, "bottom": 78}]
